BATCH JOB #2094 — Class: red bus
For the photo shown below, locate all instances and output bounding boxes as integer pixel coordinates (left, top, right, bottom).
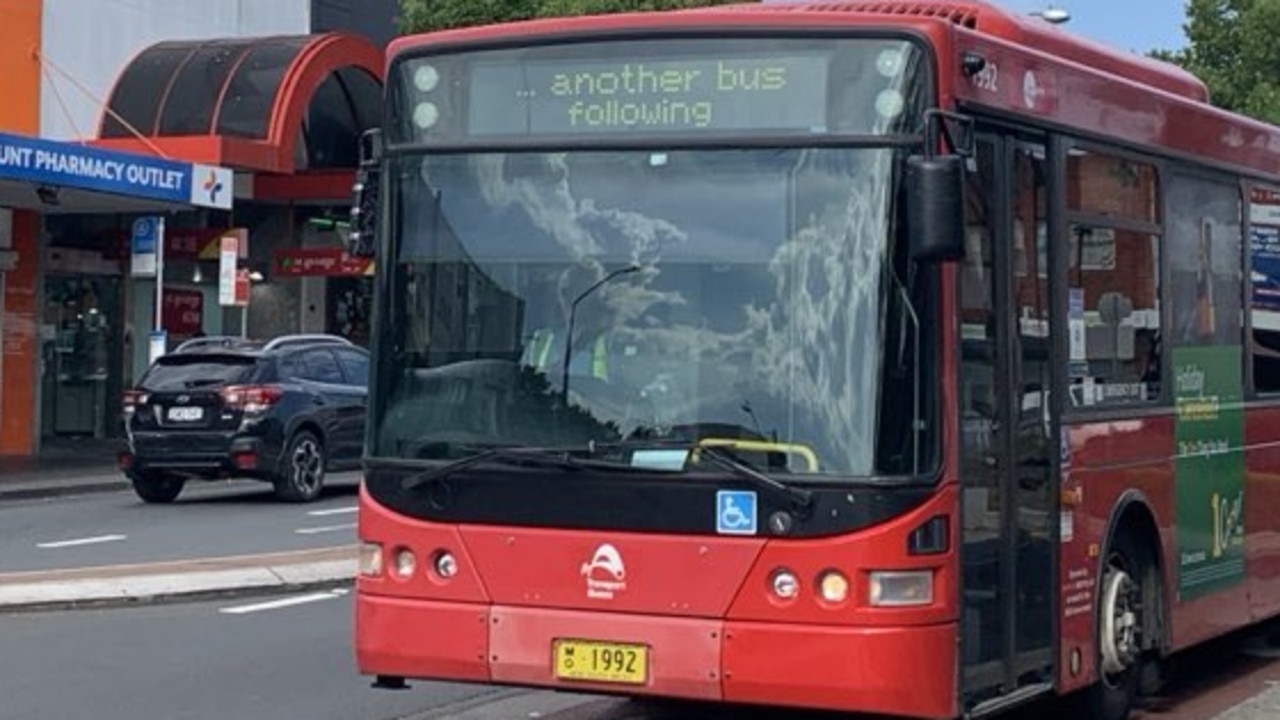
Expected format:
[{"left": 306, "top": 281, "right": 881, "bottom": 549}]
[{"left": 350, "top": 2, "right": 1280, "bottom": 718}]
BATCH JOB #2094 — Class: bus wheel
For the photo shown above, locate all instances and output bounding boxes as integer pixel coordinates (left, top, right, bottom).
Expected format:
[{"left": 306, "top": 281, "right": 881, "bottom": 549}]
[{"left": 1082, "top": 532, "right": 1148, "bottom": 720}]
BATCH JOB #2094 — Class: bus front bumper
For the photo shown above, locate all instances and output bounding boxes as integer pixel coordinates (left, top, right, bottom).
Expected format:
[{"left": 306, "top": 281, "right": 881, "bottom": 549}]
[{"left": 355, "top": 593, "right": 957, "bottom": 719}]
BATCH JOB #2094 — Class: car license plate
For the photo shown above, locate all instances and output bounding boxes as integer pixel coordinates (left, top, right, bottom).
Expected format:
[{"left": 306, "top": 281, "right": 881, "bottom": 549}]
[
  {"left": 552, "top": 640, "right": 647, "bottom": 684},
  {"left": 166, "top": 406, "right": 204, "bottom": 422}
]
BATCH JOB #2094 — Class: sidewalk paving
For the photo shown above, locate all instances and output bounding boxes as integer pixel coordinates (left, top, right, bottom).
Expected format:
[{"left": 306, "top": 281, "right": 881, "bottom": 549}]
[
  {"left": 0, "top": 447, "right": 129, "bottom": 501},
  {"left": 0, "top": 545, "right": 356, "bottom": 611}
]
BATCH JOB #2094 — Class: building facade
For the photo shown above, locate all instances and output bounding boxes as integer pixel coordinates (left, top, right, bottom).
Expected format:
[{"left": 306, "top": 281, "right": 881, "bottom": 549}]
[{"left": 0, "top": 0, "right": 398, "bottom": 458}]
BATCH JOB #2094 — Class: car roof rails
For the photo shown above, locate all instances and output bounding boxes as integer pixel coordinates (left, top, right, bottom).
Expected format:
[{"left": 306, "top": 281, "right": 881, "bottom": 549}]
[
  {"left": 172, "top": 336, "right": 263, "bottom": 354},
  {"left": 261, "top": 334, "right": 355, "bottom": 352}
]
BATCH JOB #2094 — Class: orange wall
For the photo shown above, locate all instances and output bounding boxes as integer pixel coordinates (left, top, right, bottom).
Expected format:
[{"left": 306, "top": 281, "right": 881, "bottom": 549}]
[
  {"left": 0, "top": 0, "right": 42, "bottom": 455},
  {"left": 0, "top": 0, "right": 42, "bottom": 133}
]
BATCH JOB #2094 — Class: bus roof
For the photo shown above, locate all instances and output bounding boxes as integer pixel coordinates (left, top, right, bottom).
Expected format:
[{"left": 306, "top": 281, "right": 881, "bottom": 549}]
[
  {"left": 387, "top": 2, "right": 1280, "bottom": 180},
  {"left": 388, "top": 0, "right": 1207, "bottom": 102}
]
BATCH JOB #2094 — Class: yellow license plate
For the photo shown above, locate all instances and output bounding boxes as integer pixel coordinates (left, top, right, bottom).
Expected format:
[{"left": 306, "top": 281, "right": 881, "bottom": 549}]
[{"left": 553, "top": 639, "right": 648, "bottom": 684}]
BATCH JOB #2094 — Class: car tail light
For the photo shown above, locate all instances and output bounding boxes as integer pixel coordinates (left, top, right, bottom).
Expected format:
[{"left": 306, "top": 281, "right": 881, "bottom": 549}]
[
  {"left": 231, "top": 450, "right": 258, "bottom": 470},
  {"left": 221, "top": 385, "right": 284, "bottom": 414},
  {"left": 122, "top": 390, "right": 149, "bottom": 415}
]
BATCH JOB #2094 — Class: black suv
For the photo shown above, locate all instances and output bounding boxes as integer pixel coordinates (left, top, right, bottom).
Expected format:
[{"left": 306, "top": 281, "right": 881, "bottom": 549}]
[{"left": 119, "top": 334, "right": 369, "bottom": 504}]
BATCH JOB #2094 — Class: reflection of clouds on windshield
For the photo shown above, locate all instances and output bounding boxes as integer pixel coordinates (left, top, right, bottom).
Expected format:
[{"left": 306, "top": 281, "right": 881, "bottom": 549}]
[
  {"left": 744, "top": 149, "right": 891, "bottom": 471},
  {"left": 455, "top": 148, "right": 892, "bottom": 473},
  {"left": 471, "top": 153, "right": 691, "bottom": 318}
]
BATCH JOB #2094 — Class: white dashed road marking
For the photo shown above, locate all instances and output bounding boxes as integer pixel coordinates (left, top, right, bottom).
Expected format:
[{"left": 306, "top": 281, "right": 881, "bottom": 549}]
[
  {"left": 294, "top": 523, "right": 356, "bottom": 535},
  {"left": 218, "top": 589, "right": 347, "bottom": 615},
  {"left": 37, "top": 534, "right": 127, "bottom": 549},
  {"left": 306, "top": 506, "right": 358, "bottom": 517}
]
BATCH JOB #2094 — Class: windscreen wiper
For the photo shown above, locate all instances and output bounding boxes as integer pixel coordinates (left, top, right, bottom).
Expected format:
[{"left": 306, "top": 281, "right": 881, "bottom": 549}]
[
  {"left": 399, "top": 446, "right": 631, "bottom": 490},
  {"left": 696, "top": 445, "right": 814, "bottom": 512}
]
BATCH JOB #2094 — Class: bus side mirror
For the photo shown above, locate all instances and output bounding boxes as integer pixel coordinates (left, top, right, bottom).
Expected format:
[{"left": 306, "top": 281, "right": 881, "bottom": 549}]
[
  {"left": 905, "top": 154, "right": 966, "bottom": 263},
  {"left": 348, "top": 129, "right": 383, "bottom": 258}
]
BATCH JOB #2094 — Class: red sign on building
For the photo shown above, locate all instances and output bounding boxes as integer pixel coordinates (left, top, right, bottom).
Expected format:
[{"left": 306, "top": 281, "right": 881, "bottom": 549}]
[
  {"left": 274, "top": 248, "right": 374, "bottom": 277},
  {"left": 162, "top": 288, "right": 204, "bottom": 337}
]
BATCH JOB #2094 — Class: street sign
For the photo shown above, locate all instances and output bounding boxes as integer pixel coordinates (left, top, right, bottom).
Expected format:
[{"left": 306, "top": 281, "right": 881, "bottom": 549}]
[
  {"left": 219, "top": 234, "right": 239, "bottom": 306},
  {"left": 131, "top": 216, "right": 162, "bottom": 277}
]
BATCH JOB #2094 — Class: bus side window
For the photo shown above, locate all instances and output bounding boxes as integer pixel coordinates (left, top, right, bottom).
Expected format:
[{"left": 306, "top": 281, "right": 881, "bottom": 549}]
[{"left": 1249, "top": 186, "right": 1280, "bottom": 394}]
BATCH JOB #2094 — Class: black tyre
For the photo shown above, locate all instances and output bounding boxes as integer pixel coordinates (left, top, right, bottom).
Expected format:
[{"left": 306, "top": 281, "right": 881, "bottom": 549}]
[
  {"left": 1074, "top": 530, "right": 1152, "bottom": 720},
  {"left": 275, "top": 430, "right": 326, "bottom": 503},
  {"left": 128, "top": 471, "right": 185, "bottom": 504}
]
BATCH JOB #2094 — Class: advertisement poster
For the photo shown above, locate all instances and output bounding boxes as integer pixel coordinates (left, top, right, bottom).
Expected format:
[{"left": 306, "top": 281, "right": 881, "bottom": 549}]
[
  {"left": 1174, "top": 345, "right": 1246, "bottom": 600},
  {"left": 161, "top": 288, "right": 203, "bottom": 337},
  {"left": 1251, "top": 225, "right": 1280, "bottom": 311}
]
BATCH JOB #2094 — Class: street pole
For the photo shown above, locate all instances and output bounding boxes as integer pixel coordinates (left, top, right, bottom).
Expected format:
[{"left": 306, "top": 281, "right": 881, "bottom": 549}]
[
  {"left": 148, "top": 216, "right": 167, "bottom": 365},
  {"left": 153, "top": 217, "right": 165, "bottom": 332}
]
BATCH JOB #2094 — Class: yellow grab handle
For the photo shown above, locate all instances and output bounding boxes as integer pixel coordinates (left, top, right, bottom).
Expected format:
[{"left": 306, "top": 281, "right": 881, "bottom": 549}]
[{"left": 693, "top": 438, "right": 819, "bottom": 473}]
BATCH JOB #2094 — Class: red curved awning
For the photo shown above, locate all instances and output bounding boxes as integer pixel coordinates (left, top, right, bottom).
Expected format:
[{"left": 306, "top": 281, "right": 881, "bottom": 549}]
[{"left": 93, "top": 32, "right": 383, "bottom": 176}]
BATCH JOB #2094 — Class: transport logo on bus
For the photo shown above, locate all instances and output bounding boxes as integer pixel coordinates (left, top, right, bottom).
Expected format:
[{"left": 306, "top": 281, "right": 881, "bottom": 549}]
[{"left": 581, "top": 543, "right": 627, "bottom": 600}]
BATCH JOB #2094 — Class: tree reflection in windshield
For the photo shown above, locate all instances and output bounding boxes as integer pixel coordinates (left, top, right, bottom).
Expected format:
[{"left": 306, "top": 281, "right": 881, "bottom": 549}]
[{"left": 374, "top": 148, "right": 901, "bottom": 477}]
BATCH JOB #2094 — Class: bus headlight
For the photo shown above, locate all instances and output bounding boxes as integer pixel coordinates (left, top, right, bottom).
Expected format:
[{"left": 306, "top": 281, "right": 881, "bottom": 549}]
[
  {"left": 433, "top": 551, "right": 458, "bottom": 579},
  {"left": 869, "top": 570, "right": 933, "bottom": 607},
  {"left": 393, "top": 549, "right": 417, "bottom": 578},
  {"left": 770, "top": 569, "right": 799, "bottom": 600},
  {"left": 358, "top": 542, "right": 383, "bottom": 577},
  {"left": 818, "top": 570, "right": 849, "bottom": 604}
]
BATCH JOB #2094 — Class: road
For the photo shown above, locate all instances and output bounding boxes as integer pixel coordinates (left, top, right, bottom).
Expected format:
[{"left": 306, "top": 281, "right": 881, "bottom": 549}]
[
  {"left": 0, "top": 591, "right": 496, "bottom": 720},
  {"left": 3, "top": 588, "right": 1280, "bottom": 720},
  {"left": 0, "top": 473, "right": 361, "bottom": 573}
]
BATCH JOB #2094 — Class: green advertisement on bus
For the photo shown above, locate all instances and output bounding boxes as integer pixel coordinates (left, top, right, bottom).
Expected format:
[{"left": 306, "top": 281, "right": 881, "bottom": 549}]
[{"left": 1174, "top": 344, "right": 1245, "bottom": 600}]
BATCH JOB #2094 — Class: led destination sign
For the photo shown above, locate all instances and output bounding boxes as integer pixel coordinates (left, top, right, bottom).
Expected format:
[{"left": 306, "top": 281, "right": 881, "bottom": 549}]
[
  {"left": 396, "top": 39, "right": 928, "bottom": 142},
  {"left": 466, "top": 52, "right": 830, "bottom": 136}
]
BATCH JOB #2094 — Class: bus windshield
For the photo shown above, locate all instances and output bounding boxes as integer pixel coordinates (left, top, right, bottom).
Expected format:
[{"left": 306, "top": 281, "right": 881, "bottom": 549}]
[{"left": 369, "top": 146, "right": 931, "bottom": 479}]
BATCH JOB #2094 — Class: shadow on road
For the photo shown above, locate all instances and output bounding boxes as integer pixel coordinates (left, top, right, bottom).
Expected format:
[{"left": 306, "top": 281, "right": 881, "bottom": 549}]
[{"left": 132, "top": 476, "right": 361, "bottom": 507}]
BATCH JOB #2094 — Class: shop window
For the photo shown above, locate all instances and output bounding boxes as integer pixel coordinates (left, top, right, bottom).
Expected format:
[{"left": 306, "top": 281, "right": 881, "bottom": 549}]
[
  {"left": 1064, "top": 224, "right": 1163, "bottom": 409},
  {"left": 1249, "top": 186, "right": 1280, "bottom": 392}
]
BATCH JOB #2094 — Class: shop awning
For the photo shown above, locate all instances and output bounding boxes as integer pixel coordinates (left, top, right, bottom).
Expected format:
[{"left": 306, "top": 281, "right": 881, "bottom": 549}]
[
  {"left": 0, "top": 130, "right": 233, "bottom": 214},
  {"left": 92, "top": 33, "right": 383, "bottom": 178}
]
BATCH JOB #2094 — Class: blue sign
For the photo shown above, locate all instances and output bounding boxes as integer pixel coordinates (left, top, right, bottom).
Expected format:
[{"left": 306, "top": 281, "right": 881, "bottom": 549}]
[
  {"left": 716, "top": 490, "right": 758, "bottom": 535},
  {"left": 0, "top": 131, "right": 232, "bottom": 210},
  {"left": 132, "top": 217, "right": 158, "bottom": 253},
  {"left": 1252, "top": 226, "right": 1280, "bottom": 311},
  {"left": 131, "top": 216, "right": 162, "bottom": 277}
]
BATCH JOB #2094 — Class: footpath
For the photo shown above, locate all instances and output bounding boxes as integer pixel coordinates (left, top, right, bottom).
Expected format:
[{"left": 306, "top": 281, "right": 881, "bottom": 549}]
[{"left": 0, "top": 456, "right": 355, "bottom": 612}]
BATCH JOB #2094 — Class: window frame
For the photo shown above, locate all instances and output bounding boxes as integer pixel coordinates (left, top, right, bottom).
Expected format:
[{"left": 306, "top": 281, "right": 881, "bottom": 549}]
[
  {"left": 1243, "top": 179, "right": 1280, "bottom": 399},
  {"left": 1058, "top": 139, "right": 1169, "bottom": 419},
  {"left": 334, "top": 347, "right": 371, "bottom": 388}
]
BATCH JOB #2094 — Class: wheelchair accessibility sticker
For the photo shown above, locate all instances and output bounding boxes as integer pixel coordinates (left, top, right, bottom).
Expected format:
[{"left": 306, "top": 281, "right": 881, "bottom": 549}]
[{"left": 716, "top": 490, "right": 758, "bottom": 535}]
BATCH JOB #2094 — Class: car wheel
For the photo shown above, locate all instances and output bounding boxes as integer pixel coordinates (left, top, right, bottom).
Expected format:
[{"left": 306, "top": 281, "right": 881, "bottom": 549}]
[
  {"left": 128, "top": 471, "right": 185, "bottom": 504},
  {"left": 275, "top": 430, "right": 326, "bottom": 503}
]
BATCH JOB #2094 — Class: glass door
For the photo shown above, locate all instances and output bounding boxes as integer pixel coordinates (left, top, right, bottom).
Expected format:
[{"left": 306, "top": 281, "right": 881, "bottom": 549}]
[
  {"left": 41, "top": 274, "right": 124, "bottom": 441},
  {"left": 960, "top": 131, "right": 1058, "bottom": 711}
]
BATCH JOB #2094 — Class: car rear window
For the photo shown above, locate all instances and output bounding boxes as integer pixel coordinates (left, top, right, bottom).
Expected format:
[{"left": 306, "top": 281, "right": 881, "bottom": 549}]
[{"left": 140, "top": 355, "right": 258, "bottom": 391}]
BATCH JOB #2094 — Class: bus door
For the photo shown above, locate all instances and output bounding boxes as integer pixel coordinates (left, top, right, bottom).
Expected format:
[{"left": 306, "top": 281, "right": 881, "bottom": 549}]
[{"left": 959, "top": 131, "right": 1058, "bottom": 713}]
